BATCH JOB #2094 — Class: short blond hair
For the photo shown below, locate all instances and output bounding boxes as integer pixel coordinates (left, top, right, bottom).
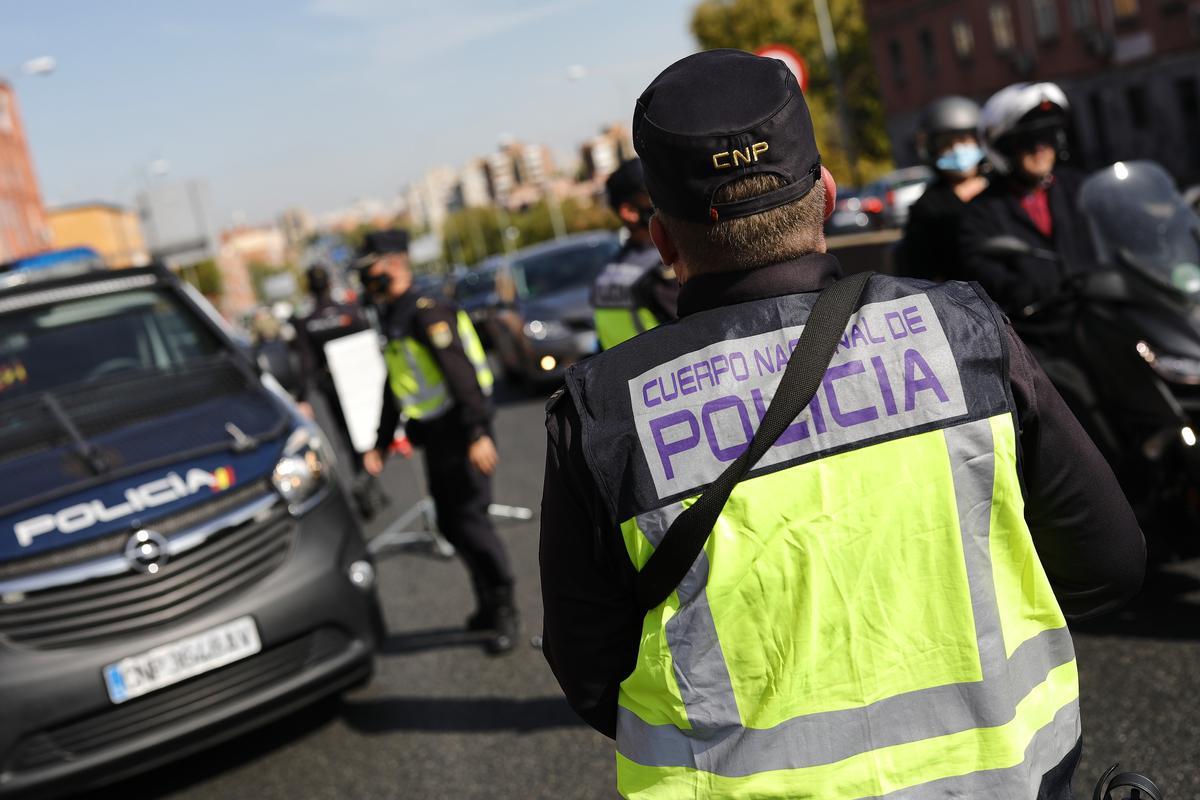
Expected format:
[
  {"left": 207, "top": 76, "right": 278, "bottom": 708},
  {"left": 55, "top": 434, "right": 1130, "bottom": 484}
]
[{"left": 657, "top": 174, "right": 826, "bottom": 274}]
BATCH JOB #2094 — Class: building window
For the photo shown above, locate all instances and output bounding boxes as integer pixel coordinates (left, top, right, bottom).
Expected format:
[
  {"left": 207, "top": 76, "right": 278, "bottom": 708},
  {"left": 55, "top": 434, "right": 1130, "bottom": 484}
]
[
  {"left": 990, "top": 3, "right": 1017, "bottom": 51},
  {"left": 0, "top": 94, "right": 11, "bottom": 133},
  {"left": 951, "top": 19, "right": 976, "bottom": 59},
  {"left": 1126, "top": 84, "right": 1149, "bottom": 128},
  {"left": 1032, "top": 0, "right": 1061, "bottom": 40},
  {"left": 1112, "top": 0, "right": 1139, "bottom": 19},
  {"left": 888, "top": 38, "right": 907, "bottom": 84},
  {"left": 1070, "top": 0, "right": 1096, "bottom": 27},
  {"left": 918, "top": 28, "right": 938, "bottom": 76}
]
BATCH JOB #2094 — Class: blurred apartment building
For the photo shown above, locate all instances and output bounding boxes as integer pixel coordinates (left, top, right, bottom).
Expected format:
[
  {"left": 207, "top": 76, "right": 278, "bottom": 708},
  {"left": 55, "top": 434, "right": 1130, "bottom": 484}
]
[
  {"left": 0, "top": 82, "right": 50, "bottom": 263},
  {"left": 217, "top": 225, "right": 287, "bottom": 319},
  {"left": 579, "top": 123, "right": 635, "bottom": 182},
  {"left": 47, "top": 202, "right": 149, "bottom": 268},
  {"left": 866, "top": 0, "right": 1200, "bottom": 183}
]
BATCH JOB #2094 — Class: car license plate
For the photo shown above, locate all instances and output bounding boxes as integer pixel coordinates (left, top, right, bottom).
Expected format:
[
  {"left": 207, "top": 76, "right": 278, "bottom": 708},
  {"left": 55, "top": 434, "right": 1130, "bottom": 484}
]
[
  {"left": 103, "top": 617, "right": 261, "bottom": 704},
  {"left": 575, "top": 331, "right": 597, "bottom": 354}
]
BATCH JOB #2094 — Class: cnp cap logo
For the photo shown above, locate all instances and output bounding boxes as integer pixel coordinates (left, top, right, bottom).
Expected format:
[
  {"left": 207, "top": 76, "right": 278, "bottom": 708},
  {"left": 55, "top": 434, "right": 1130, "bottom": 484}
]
[{"left": 712, "top": 141, "right": 769, "bottom": 170}]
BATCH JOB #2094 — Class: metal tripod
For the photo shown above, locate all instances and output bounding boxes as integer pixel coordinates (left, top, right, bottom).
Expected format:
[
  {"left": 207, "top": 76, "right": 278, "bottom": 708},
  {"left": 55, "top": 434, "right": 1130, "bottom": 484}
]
[{"left": 366, "top": 455, "right": 533, "bottom": 561}]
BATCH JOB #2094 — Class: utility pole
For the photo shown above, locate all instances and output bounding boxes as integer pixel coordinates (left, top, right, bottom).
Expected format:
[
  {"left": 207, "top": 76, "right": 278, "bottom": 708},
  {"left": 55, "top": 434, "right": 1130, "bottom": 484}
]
[{"left": 812, "top": 0, "right": 862, "bottom": 186}]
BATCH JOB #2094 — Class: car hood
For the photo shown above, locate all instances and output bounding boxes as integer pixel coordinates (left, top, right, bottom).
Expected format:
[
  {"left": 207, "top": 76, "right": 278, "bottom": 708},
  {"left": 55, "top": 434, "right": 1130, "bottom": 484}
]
[
  {"left": 0, "top": 363, "right": 292, "bottom": 562},
  {"left": 520, "top": 285, "right": 593, "bottom": 326}
]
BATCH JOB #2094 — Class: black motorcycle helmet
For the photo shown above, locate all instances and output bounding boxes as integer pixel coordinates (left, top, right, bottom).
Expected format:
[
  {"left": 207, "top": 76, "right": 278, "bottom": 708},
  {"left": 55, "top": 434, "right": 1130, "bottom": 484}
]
[{"left": 915, "top": 96, "right": 981, "bottom": 163}]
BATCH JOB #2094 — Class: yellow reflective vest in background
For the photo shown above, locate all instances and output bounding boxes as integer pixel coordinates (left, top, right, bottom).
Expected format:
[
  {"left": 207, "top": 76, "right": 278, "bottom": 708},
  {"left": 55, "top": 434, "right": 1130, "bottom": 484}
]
[{"left": 383, "top": 309, "right": 493, "bottom": 421}]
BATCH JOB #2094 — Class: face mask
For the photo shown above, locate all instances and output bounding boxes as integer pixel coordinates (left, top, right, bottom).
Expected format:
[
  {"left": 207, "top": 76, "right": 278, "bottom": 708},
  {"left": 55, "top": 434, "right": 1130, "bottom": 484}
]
[{"left": 936, "top": 144, "right": 984, "bottom": 174}]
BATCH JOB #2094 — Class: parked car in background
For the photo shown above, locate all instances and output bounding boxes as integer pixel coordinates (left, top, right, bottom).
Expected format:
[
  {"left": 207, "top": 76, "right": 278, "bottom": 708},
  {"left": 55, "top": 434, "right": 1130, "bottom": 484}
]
[
  {"left": 483, "top": 232, "right": 619, "bottom": 383},
  {"left": 860, "top": 167, "right": 934, "bottom": 229},
  {"left": 825, "top": 188, "right": 873, "bottom": 236}
]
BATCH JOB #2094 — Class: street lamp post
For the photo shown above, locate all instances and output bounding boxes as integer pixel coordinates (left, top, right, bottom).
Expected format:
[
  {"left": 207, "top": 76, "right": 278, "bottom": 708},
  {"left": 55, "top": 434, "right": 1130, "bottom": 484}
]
[{"left": 811, "top": 0, "right": 862, "bottom": 187}]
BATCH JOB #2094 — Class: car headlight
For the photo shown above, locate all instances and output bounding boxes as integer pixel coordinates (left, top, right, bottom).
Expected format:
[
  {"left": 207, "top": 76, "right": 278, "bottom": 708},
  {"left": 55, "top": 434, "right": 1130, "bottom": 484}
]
[
  {"left": 523, "top": 319, "right": 571, "bottom": 341},
  {"left": 272, "top": 426, "right": 332, "bottom": 513},
  {"left": 1136, "top": 340, "right": 1200, "bottom": 385}
]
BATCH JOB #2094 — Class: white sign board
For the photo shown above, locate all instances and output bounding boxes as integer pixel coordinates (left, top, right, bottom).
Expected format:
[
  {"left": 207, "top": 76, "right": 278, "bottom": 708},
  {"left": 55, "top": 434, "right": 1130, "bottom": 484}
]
[{"left": 323, "top": 329, "right": 388, "bottom": 453}]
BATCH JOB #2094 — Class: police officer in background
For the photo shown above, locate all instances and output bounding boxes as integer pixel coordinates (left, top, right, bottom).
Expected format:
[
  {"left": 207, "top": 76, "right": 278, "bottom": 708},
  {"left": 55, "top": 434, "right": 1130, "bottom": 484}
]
[
  {"left": 899, "top": 96, "right": 989, "bottom": 282},
  {"left": 540, "top": 50, "right": 1143, "bottom": 798},
  {"left": 359, "top": 230, "right": 518, "bottom": 655},
  {"left": 960, "top": 82, "right": 1097, "bottom": 314},
  {"left": 592, "top": 159, "right": 679, "bottom": 350},
  {"left": 292, "top": 263, "right": 390, "bottom": 519}
]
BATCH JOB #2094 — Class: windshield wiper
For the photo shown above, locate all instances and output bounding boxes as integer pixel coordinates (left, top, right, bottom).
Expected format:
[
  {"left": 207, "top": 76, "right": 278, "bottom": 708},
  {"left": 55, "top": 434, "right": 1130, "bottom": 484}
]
[{"left": 43, "top": 392, "right": 110, "bottom": 475}]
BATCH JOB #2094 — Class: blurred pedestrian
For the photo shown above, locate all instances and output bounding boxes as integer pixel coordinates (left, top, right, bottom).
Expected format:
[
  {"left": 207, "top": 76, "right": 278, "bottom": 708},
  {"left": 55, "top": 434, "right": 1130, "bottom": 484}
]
[
  {"left": 591, "top": 158, "right": 679, "bottom": 350},
  {"left": 540, "top": 50, "right": 1144, "bottom": 798},
  {"left": 291, "top": 263, "right": 390, "bottom": 519},
  {"left": 960, "top": 82, "right": 1097, "bottom": 314},
  {"left": 899, "top": 96, "right": 988, "bottom": 281},
  {"left": 359, "top": 230, "right": 518, "bottom": 655}
]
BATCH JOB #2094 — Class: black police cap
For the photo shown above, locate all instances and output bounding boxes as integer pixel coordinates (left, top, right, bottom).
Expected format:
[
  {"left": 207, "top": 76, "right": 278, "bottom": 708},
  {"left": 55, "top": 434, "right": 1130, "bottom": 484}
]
[
  {"left": 356, "top": 229, "right": 410, "bottom": 266},
  {"left": 633, "top": 49, "right": 821, "bottom": 225},
  {"left": 605, "top": 159, "right": 646, "bottom": 211}
]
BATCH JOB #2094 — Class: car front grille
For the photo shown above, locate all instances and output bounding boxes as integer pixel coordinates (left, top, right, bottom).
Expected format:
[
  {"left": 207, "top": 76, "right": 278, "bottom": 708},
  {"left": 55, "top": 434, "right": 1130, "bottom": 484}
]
[
  {"left": 0, "top": 484, "right": 295, "bottom": 649},
  {"left": 8, "top": 628, "right": 350, "bottom": 773}
]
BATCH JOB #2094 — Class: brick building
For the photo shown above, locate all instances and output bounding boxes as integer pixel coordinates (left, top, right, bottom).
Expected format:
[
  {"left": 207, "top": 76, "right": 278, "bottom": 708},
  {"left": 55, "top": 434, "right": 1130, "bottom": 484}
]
[
  {"left": 865, "top": 0, "right": 1200, "bottom": 184},
  {"left": 0, "top": 82, "right": 50, "bottom": 263}
]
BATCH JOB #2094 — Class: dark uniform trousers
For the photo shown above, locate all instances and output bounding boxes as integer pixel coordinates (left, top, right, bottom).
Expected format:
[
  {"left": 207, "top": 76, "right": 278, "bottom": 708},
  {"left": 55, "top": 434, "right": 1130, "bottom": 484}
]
[{"left": 413, "top": 415, "right": 513, "bottom": 597}]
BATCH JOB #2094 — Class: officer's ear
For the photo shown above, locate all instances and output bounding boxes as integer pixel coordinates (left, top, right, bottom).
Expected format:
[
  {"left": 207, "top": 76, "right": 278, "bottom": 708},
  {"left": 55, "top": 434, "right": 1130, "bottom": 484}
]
[
  {"left": 649, "top": 214, "right": 682, "bottom": 275},
  {"left": 821, "top": 166, "right": 837, "bottom": 221},
  {"left": 617, "top": 201, "right": 641, "bottom": 228}
]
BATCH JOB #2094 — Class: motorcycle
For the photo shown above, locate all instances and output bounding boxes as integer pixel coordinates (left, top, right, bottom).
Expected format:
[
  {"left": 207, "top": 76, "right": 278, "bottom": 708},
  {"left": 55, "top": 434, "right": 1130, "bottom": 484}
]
[{"left": 982, "top": 160, "right": 1200, "bottom": 559}]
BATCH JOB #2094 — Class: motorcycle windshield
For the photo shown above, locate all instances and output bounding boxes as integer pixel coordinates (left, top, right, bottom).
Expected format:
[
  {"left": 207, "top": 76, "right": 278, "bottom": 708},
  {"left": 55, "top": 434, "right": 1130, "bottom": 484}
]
[{"left": 1080, "top": 160, "right": 1200, "bottom": 296}]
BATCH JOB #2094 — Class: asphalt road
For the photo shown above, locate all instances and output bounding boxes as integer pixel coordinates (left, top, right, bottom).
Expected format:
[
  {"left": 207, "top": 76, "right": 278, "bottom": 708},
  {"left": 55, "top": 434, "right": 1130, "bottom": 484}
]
[{"left": 106, "top": 380, "right": 1199, "bottom": 799}]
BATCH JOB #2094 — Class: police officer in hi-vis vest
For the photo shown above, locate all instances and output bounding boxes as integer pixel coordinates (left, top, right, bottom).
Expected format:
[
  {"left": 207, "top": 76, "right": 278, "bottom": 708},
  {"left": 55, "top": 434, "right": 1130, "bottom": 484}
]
[
  {"left": 359, "top": 230, "right": 518, "bottom": 655},
  {"left": 592, "top": 158, "right": 679, "bottom": 350},
  {"left": 539, "top": 50, "right": 1145, "bottom": 798}
]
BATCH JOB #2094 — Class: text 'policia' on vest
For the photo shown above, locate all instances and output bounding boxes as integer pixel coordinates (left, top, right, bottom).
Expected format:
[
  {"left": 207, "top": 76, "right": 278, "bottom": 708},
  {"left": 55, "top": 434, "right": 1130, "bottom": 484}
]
[{"left": 539, "top": 48, "right": 1144, "bottom": 800}]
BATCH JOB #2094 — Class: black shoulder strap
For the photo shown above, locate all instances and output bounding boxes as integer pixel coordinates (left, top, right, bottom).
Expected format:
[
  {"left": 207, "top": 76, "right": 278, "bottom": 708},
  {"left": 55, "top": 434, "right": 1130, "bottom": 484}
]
[{"left": 633, "top": 271, "right": 875, "bottom": 614}]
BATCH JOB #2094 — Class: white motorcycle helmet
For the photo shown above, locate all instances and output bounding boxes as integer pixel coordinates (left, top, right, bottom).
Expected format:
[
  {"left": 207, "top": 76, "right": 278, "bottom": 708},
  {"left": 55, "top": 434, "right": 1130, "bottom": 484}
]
[{"left": 978, "top": 82, "right": 1070, "bottom": 175}]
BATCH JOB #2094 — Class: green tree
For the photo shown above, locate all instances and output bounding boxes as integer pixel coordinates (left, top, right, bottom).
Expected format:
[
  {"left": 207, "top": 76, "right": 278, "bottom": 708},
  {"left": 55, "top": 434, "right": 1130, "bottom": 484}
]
[
  {"left": 690, "top": 0, "right": 893, "bottom": 186},
  {"left": 440, "top": 197, "right": 621, "bottom": 266}
]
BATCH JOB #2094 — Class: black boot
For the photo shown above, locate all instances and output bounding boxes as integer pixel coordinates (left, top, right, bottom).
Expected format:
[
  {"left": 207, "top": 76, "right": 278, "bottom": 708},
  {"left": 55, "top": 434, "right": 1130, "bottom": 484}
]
[
  {"left": 484, "top": 585, "right": 519, "bottom": 656},
  {"left": 465, "top": 577, "right": 494, "bottom": 631}
]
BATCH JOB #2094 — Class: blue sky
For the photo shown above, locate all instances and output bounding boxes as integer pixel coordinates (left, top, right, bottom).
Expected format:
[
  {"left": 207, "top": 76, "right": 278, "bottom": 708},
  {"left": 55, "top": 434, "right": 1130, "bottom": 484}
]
[{"left": 2, "top": 0, "right": 698, "bottom": 224}]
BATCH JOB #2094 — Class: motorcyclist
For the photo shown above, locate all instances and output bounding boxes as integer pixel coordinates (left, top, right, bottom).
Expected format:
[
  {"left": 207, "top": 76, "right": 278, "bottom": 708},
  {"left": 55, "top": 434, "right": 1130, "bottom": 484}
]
[
  {"left": 959, "top": 82, "right": 1097, "bottom": 314},
  {"left": 899, "top": 96, "right": 988, "bottom": 281}
]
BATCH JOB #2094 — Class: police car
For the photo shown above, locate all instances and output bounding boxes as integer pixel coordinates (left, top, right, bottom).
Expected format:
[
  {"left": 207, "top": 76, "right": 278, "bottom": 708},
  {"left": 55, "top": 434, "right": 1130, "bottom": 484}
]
[{"left": 0, "top": 262, "right": 381, "bottom": 796}]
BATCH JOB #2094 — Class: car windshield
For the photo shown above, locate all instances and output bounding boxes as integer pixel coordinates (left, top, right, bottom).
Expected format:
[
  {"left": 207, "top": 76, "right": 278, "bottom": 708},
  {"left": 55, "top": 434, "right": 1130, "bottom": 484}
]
[
  {"left": 511, "top": 239, "right": 619, "bottom": 299},
  {"left": 0, "top": 287, "right": 223, "bottom": 403},
  {"left": 1080, "top": 161, "right": 1200, "bottom": 295}
]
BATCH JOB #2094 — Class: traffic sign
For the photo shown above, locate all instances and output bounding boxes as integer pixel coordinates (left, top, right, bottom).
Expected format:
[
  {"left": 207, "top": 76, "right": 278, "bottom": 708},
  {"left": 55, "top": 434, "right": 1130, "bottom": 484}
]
[{"left": 754, "top": 44, "right": 808, "bottom": 94}]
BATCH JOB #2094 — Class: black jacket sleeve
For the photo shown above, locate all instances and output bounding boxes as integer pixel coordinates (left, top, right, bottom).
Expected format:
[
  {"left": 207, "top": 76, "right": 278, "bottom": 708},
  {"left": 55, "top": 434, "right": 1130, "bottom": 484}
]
[
  {"left": 959, "top": 197, "right": 1045, "bottom": 313},
  {"left": 374, "top": 377, "right": 400, "bottom": 454},
  {"left": 1004, "top": 324, "right": 1146, "bottom": 619},
  {"left": 540, "top": 393, "right": 640, "bottom": 738},
  {"left": 414, "top": 304, "right": 492, "bottom": 442}
]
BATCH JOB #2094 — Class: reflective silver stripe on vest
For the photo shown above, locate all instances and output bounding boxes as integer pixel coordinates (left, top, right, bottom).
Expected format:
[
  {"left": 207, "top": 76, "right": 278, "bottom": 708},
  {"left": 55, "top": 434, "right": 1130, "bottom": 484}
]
[
  {"left": 402, "top": 343, "right": 452, "bottom": 419},
  {"left": 618, "top": 417, "right": 1078, "bottom": 780}
]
